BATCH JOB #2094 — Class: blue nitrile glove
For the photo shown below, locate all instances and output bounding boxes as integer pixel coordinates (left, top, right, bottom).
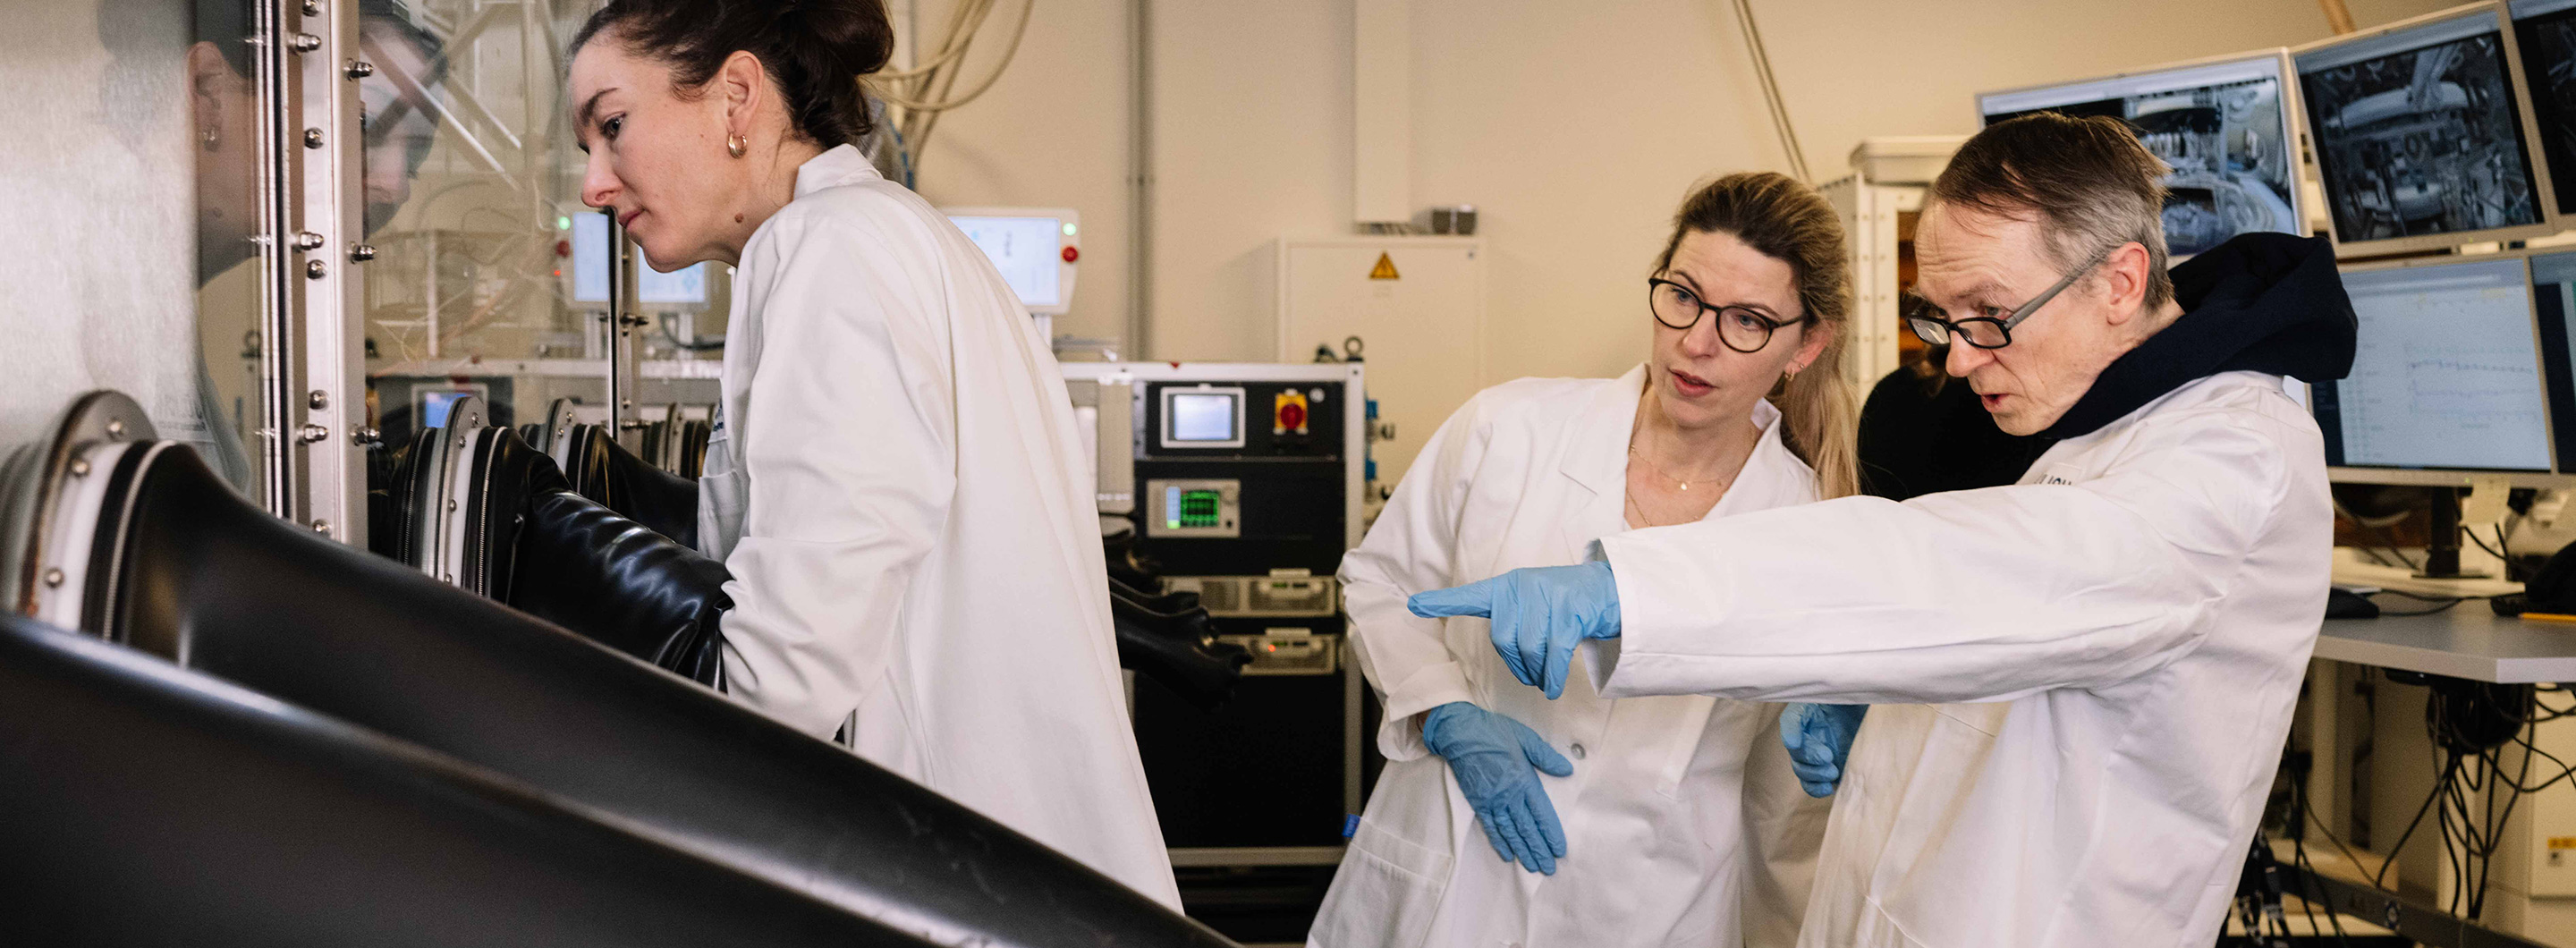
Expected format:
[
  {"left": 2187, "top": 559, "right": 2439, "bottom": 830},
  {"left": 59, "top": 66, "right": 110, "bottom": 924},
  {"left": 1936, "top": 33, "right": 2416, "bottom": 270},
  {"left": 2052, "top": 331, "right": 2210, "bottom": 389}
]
[
  {"left": 1779, "top": 703, "right": 1868, "bottom": 798},
  {"left": 1420, "top": 701, "right": 1574, "bottom": 875},
  {"left": 1410, "top": 562, "right": 1621, "bottom": 700}
]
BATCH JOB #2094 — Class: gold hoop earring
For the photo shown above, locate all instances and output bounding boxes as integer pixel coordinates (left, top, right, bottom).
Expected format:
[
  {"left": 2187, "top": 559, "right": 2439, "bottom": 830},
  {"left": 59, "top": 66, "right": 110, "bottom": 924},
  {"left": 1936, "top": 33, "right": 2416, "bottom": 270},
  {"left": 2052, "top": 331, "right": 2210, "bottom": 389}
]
[{"left": 725, "top": 134, "right": 746, "bottom": 158}]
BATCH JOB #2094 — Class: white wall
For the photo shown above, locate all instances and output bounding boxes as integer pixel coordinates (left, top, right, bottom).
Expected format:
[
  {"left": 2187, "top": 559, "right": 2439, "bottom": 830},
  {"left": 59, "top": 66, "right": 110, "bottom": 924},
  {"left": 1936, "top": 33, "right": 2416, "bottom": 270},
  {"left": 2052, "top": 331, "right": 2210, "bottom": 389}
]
[{"left": 921, "top": 0, "right": 2464, "bottom": 381}]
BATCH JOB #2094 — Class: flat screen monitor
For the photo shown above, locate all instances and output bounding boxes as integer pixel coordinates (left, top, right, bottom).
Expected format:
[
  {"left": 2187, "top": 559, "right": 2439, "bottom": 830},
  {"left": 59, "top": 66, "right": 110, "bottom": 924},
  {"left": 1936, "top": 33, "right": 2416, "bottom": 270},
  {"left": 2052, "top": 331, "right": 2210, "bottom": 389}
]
[
  {"left": 2512, "top": 0, "right": 2576, "bottom": 216},
  {"left": 2294, "top": 3, "right": 2554, "bottom": 255},
  {"left": 2522, "top": 250, "right": 2576, "bottom": 470},
  {"left": 637, "top": 261, "right": 708, "bottom": 306},
  {"left": 1978, "top": 51, "right": 2305, "bottom": 258},
  {"left": 1159, "top": 385, "right": 1245, "bottom": 450},
  {"left": 944, "top": 207, "right": 1080, "bottom": 316},
  {"left": 572, "top": 211, "right": 611, "bottom": 303},
  {"left": 2314, "top": 256, "right": 2554, "bottom": 478}
]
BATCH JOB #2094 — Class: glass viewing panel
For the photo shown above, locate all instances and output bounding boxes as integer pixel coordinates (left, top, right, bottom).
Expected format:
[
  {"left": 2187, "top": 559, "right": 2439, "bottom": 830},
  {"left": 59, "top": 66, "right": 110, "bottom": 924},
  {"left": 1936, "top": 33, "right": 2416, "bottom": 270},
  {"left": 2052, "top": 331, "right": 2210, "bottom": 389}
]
[
  {"left": 2315, "top": 257, "right": 2552, "bottom": 472},
  {"left": 1979, "top": 53, "right": 2303, "bottom": 257},
  {"left": 359, "top": 0, "right": 726, "bottom": 467},
  {"left": 187, "top": 0, "right": 273, "bottom": 494}
]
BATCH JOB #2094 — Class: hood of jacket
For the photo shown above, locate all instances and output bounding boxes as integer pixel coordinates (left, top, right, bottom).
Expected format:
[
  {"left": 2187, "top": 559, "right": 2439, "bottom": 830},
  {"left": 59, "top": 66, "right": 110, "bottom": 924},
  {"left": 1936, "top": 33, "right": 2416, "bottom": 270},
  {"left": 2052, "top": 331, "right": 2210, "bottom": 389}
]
[{"left": 2039, "top": 233, "right": 2356, "bottom": 440}]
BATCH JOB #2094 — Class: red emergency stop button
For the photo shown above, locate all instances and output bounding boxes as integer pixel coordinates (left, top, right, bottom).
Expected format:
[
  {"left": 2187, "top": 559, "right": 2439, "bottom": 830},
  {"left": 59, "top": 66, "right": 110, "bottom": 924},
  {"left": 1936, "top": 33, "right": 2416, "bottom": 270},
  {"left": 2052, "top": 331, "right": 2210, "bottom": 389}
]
[
  {"left": 1062, "top": 246, "right": 1079, "bottom": 263},
  {"left": 1274, "top": 391, "right": 1309, "bottom": 436}
]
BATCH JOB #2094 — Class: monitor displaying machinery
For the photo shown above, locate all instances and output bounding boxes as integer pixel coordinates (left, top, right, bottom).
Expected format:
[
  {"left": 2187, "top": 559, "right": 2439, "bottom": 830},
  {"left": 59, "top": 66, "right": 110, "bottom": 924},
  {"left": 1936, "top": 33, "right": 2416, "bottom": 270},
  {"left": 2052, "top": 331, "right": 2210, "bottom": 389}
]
[
  {"left": 2295, "top": 3, "right": 2553, "bottom": 254},
  {"left": 943, "top": 207, "right": 1080, "bottom": 316},
  {"left": 2314, "top": 255, "right": 2554, "bottom": 478},
  {"left": 2512, "top": 0, "right": 2576, "bottom": 216},
  {"left": 1978, "top": 50, "right": 2303, "bottom": 257}
]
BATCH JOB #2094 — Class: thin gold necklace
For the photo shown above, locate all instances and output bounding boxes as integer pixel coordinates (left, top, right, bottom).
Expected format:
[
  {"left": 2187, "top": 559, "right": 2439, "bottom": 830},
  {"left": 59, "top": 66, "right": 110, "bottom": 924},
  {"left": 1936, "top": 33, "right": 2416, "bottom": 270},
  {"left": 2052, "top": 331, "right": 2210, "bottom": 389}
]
[{"left": 1627, "top": 443, "right": 1736, "bottom": 493}]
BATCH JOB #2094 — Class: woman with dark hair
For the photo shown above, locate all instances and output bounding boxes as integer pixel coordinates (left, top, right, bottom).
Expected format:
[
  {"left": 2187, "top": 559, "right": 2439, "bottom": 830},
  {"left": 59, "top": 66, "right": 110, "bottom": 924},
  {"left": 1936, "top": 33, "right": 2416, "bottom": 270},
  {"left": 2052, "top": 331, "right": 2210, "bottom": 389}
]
[
  {"left": 1308, "top": 173, "right": 1849, "bottom": 947},
  {"left": 565, "top": 0, "right": 1176, "bottom": 903}
]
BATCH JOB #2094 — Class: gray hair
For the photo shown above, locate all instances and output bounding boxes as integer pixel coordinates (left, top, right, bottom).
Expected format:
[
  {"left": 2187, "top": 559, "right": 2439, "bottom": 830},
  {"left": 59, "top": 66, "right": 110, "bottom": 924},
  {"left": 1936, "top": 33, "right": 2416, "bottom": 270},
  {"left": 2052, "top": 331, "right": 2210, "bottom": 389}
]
[{"left": 1928, "top": 113, "right": 2175, "bottom": 311}]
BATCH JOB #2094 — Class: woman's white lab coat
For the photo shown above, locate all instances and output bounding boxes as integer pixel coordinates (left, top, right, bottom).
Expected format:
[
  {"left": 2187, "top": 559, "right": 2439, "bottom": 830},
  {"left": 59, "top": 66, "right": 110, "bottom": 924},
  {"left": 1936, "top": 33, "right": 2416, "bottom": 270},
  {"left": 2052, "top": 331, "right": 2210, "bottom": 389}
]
[
  {"left": 696, "top": 144, "right": 1179, "bottom": 906},
  {"left": 1310, "top": 367, "right": 1831, "bottom": 948},
  {"left": 1585, "top": 371, "right": 2332, "bottom": 946}
]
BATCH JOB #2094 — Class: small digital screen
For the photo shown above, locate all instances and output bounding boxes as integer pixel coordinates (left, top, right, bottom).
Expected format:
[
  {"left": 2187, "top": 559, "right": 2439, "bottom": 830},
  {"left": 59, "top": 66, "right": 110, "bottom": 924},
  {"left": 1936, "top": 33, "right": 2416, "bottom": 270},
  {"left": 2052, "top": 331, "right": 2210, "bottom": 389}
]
[
  {"left": 1165, "top": 487, "right": 1224, "bottom": 529},
  {"left": 1979, "top": 55, "right": 2301, "bottom": 257},
  {"left": 572, "top": 211, "right": 611, "bottom": 303},
  {"left": 1168, "top": 393, "right": 1240, "bottom": 443},
  {"left": 949, "top": 215, "right": 1063, "bottom": 308},
  {"left": 638, "top": 262, "right": 708, "bottom": 304},
  {"left": 419, "top": 390, "right": 476, "bottom": 429},
  {"left": 2296, "top": 12, "right": 2545, "bottom": 244},
  {"left": 2314, "top": 258, "right": 2550, "bottom": 471},
  {"left": 2513, "top": 0, "right": 2576, "bottom": 214}
]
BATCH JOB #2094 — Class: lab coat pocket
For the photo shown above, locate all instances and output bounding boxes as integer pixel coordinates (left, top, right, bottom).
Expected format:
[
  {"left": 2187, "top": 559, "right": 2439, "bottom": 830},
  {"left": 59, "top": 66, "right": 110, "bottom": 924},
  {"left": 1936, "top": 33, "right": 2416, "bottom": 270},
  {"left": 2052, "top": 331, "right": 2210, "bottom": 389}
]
[
  {"left": 1310, "top": 763, "right": 1455, "bottom": 948},
  {"left": 699, "top": 468, "right": 747, "bottom": 561},
  {"left": 1313, "top": 817, "right": 1452, "bottom": 948}
]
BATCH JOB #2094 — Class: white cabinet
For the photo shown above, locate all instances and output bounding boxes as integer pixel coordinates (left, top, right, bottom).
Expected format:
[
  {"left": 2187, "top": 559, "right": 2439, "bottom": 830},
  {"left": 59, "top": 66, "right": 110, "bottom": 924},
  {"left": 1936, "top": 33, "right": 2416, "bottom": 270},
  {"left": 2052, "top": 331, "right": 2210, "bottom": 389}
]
[{"left": 1270, "top": 237, "right": 1485, "bottom": 495}]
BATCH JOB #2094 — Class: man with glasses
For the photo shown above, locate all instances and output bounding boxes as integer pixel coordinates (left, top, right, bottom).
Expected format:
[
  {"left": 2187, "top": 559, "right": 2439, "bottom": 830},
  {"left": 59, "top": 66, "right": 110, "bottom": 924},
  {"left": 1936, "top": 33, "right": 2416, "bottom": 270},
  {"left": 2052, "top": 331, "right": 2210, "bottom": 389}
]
[{"left": 1408, "top": 113, "right": 2357, "bottom": 946}]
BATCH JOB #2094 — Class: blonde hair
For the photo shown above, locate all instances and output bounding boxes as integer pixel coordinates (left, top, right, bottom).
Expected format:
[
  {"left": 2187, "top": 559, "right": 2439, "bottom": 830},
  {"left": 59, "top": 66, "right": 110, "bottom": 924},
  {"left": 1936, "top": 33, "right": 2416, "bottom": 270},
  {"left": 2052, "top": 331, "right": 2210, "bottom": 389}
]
[{"left": 1652, "top": 172, "right": 1860, "bottom": 500}]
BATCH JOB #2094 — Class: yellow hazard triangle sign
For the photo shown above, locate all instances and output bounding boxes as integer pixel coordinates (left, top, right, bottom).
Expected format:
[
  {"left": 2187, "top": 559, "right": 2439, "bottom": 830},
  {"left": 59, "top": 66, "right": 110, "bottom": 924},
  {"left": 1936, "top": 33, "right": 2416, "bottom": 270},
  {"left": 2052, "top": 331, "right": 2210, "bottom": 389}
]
[{"left": 1368, "top": 253, "right": 1400, "bottom": 280}]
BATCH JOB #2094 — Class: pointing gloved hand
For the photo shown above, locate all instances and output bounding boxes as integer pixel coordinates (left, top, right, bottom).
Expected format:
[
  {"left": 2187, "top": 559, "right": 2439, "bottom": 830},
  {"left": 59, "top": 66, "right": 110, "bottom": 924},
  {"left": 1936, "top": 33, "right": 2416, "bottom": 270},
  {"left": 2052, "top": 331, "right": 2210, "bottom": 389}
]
[
  {"left": 1779, "top": 703, "right": 1868, "bottom": 798},
  {"left": 1409, "top": 562, "right": 1622, "bottom": 699},
  {"left": 1420, "top": 701, "right": 1574, "bottom": 875}
]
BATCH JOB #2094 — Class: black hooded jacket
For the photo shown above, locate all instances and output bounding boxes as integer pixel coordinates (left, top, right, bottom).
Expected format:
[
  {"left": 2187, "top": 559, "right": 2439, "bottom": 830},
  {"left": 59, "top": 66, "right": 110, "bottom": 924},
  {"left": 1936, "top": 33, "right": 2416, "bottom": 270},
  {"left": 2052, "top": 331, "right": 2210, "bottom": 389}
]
[{"left": 2038, "top": 232, "right": 2357, "bottom": 441}]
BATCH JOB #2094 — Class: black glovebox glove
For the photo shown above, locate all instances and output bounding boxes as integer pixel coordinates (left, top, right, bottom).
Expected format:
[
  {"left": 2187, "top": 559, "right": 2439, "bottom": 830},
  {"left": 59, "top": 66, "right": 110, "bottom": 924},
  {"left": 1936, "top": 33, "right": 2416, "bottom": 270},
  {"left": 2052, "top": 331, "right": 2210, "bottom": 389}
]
[
  {"left": 506, "top": 456, "right": 732, "bottom": 689},
  {"left": 1109, "top": 588, "right": 1251, "bottom": 712}
]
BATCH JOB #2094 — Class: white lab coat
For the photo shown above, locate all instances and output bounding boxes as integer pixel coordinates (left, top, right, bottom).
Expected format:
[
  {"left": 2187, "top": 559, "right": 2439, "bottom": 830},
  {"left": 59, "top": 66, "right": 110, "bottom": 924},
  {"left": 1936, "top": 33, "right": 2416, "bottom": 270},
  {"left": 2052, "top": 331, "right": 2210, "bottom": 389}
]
[
  {"left": 698, "top": 145, "right": 1179, "bottom": 907},
  {"left": 1311, "top": 368, "right": 1832, "bottom": 948},
  {"left": 1586, "top": 370, "right": 2331, "bottom": 947}
]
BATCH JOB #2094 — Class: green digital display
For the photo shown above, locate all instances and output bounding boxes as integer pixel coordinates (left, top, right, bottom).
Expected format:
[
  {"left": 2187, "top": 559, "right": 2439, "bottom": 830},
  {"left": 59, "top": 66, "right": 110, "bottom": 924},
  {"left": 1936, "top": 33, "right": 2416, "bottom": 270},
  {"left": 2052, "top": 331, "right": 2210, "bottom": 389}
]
[{"left": 1165, "top": 487, "right": 1224, "bottom": 529}]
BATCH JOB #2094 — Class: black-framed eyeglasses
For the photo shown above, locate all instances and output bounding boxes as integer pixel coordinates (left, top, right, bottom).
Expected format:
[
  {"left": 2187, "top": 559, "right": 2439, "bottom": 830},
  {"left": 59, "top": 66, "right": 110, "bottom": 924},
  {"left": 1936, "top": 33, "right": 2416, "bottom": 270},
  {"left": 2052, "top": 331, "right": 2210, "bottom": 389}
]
[
  {"left": 1646, "top": 277, "right": 1810, "bottom": 353},
  {"left": 1903, "top": 243, "right": 2120, "bottom": 350}
]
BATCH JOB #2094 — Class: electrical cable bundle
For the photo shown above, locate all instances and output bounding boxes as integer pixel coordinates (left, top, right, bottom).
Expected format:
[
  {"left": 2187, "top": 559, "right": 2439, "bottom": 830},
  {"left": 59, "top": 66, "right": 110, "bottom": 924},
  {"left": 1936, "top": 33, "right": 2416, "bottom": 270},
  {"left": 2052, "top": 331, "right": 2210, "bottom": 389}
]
[
  {"left": 866, "top": 0, "right": 1036, "bottom": 181},
  {"left": 2280, "top": 673, "right": 2576, "bottom": 943}
]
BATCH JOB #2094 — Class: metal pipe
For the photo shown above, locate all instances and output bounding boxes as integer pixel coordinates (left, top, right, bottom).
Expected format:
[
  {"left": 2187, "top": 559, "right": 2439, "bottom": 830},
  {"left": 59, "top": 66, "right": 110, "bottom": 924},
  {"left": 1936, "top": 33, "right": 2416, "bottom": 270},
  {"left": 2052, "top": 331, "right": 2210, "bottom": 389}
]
[
  {"left": 1127, "top": 0, "right": 1153, "bottom": 360},
  {"left": 2318, "top": 0, "right": 2357, "bottom": 35}
]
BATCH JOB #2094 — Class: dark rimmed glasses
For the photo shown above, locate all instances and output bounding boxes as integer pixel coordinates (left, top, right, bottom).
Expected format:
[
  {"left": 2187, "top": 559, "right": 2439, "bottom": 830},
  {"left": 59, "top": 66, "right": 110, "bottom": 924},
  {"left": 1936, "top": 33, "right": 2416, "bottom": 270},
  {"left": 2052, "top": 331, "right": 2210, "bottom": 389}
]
[
  {"left": 1902, "top": 243, "right": 2119, "bottom": 350},
  {"left": 1647, "top": 277, "right": 1810, "bottom": 353}
]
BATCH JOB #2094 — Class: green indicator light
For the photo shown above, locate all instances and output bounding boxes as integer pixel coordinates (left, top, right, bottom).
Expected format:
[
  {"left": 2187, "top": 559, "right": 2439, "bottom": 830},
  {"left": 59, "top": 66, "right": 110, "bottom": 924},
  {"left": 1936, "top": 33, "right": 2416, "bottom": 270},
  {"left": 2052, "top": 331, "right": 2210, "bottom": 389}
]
[
  {"left": 557, "top": 216, "right": 572, "bottom": 231},
  {"left": 1062, "top": 223, "right": 1077, "bottom": 237}
]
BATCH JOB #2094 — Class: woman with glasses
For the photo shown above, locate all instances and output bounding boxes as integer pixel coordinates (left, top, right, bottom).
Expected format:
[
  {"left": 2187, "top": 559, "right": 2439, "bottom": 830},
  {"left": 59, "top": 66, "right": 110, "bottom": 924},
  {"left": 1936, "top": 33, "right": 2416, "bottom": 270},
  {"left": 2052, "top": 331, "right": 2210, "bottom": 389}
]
[{"left": 1309, "top": 173, "right": 1853, "bottom": 948}]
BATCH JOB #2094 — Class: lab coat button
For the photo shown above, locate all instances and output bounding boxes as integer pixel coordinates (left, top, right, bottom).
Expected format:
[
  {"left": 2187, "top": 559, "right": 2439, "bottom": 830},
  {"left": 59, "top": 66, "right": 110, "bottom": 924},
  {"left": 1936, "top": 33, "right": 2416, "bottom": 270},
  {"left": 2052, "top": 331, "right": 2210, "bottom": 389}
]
[{"left": 1569, "top": 742, "right": 1586, "bottom": 760}]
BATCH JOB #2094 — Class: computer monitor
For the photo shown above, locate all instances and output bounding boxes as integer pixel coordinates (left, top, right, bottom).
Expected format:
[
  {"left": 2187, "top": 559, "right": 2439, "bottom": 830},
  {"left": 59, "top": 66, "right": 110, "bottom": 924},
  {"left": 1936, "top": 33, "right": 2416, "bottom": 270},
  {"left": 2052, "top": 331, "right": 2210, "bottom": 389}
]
[
  {"left": 636, "top": 261, "right": 708, "bottom": 307},
  {"left": 572, "top": 210, "right": 611, "bottom": 304},
  {"left": 1977, "top": 50, "right": 2305, "bottom": 258},
  {"left": 2314, "top": 254, "right": 2558, "bottom": 484},
  {"left": 569, "top": 209, "right": 708, "bottom": 308},
  {"left": 2522, "top": 249, "right": 2576, "bottom": 469},
  {"left": 943, "top": 207, "right": 1080, "bottom": 317},
  {"left": 2293, "top": 2, "right": 2555, "bottom": 256},
  {"left": 2512, "top": 0, "right": 2576, "bottom": 217}
]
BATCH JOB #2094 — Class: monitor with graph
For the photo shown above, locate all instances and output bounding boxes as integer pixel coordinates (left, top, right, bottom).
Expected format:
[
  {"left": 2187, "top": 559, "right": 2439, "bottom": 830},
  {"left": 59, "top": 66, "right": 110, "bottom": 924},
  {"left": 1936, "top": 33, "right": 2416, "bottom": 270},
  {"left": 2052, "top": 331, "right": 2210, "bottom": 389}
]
[{"left": 2314, "top": 254, "right": 2558, "bottom": 483}]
